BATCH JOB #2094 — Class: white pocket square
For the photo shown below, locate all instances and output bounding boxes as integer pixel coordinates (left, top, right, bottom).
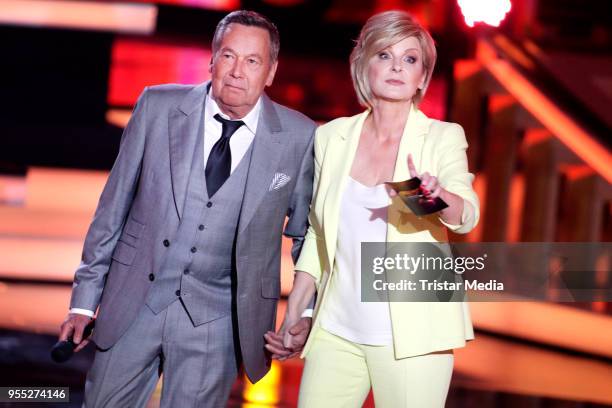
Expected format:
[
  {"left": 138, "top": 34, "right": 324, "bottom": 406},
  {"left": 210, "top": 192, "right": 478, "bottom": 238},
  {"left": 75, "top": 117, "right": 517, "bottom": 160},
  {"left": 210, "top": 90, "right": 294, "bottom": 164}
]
[{"left": 269, "top": 172, "right": 291, "bottom": 191}]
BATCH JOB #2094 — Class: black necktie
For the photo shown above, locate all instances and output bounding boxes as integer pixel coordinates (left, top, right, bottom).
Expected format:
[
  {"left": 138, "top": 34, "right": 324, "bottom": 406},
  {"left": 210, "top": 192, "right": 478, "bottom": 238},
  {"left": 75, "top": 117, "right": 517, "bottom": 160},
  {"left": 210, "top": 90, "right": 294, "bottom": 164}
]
[{"left": 205, "top": 113, "right": 245, "bottom": 197}]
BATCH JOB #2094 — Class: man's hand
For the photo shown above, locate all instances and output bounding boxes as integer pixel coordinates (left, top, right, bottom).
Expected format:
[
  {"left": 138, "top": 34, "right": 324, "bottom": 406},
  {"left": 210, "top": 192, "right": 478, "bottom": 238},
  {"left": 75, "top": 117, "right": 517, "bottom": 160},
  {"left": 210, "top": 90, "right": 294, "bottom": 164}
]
[
  {"left": 59, "top": 313, "right": 93, "bottom": 352},
  {"left": 264, "top": 317, "right": 312, "bottom": 361}
]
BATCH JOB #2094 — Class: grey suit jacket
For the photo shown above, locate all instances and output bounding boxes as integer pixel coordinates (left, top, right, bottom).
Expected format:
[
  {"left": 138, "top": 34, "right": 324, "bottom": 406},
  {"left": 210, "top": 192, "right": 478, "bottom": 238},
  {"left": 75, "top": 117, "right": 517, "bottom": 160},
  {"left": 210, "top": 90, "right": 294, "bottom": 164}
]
[{"left": 69, "top": 81, "right": 316, "bottom": 382}]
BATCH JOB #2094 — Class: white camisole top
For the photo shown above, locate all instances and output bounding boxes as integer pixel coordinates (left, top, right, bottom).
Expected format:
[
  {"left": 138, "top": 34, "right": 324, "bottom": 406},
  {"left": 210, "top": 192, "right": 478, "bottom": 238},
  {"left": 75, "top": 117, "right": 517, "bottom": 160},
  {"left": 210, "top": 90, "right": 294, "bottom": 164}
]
[{"left": 319, "top": 176, "right": 393, "bottom": 345}]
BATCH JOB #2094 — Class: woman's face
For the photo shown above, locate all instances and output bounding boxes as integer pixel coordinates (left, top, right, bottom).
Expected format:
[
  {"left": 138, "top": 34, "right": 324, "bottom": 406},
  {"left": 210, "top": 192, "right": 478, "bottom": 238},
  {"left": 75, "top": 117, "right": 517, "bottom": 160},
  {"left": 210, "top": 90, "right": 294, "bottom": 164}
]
[{"left": 367, "top": 36, "right": 426, "bottom": 105}]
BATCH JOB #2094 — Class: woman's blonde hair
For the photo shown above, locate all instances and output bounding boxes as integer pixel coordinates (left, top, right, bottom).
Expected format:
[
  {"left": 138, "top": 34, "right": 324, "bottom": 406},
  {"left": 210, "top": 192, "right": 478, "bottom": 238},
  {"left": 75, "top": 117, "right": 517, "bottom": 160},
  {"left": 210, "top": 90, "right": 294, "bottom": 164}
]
[{"left": 350, "top": 10, "right": 437, "bottom": 108}]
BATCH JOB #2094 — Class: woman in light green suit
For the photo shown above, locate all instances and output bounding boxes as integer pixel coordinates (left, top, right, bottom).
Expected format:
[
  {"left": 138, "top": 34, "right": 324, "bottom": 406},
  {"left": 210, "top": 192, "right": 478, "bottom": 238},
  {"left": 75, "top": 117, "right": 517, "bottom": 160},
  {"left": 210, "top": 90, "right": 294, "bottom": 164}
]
[{"left": 280, "top": 10, "right": 479, "bottom": 407}]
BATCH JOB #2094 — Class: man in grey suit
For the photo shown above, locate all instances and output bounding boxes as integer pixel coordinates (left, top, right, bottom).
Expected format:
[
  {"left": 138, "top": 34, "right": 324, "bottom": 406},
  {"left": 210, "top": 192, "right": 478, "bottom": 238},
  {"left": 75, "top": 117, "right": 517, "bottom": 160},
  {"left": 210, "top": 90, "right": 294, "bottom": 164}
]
[{"left": 58, "top": 10, "right": 315, "bottom": 407}]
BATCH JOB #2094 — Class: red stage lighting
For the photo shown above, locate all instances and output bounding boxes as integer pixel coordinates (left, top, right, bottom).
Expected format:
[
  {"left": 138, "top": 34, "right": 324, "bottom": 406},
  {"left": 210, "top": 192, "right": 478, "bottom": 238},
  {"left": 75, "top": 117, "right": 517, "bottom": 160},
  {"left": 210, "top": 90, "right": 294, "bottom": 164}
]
[{"left": 458, "top": 0, "right": 511, "bottom": 27}]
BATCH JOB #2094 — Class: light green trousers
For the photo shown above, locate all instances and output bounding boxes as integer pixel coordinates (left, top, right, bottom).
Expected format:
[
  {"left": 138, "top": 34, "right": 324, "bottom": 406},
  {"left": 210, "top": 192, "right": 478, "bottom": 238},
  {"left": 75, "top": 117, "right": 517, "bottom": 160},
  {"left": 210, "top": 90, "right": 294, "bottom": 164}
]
[{"left": 298, "top": 328, "right": 454, "bottom": 408}]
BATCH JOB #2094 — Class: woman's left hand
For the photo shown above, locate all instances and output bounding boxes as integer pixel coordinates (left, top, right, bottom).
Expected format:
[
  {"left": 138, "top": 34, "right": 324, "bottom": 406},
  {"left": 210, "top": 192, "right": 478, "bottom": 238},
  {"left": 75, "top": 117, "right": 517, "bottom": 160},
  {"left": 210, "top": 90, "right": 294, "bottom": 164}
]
[{"left": 408, "top": 154, "right": 442, "bottom": 198}]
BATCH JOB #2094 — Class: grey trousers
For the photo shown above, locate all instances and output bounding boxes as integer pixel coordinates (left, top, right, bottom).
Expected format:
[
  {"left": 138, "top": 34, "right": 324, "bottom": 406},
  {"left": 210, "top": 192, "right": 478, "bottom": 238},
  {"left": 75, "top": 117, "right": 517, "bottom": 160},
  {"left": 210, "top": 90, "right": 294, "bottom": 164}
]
[{"left": 83, "top": 299, "right": 239, "bottom": 408}]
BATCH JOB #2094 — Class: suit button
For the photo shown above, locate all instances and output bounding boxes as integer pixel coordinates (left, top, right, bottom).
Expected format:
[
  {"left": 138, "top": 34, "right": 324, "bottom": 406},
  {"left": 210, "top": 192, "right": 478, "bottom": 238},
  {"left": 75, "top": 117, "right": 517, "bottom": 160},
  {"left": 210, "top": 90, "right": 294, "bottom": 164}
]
[
  {"left": 148, "top": 273, "right": 155, "bottom": 281},
  {"left": 163, "top": 239, "right": 170, "bottom": 247},
  {"left": 198, "top": 224, "right": 205, "bottom": 231},
  {"left": 175, "top": 290, "right": 180, "bottom": 296},
  {"left": 183, "top": 269, "right": 190, "bottom": 275},
  {"left": 190, "top": 247, "right": 197, "bottom": 253},
  {"left": 206, "top": 202, "right": 213, "bottom": 208}
]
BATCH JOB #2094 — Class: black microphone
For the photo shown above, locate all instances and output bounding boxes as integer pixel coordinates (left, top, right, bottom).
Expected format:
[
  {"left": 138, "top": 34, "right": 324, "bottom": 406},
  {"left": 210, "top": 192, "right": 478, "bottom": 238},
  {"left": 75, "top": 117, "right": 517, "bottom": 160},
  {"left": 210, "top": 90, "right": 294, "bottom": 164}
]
[{"left": 51, "top": 319, "right": 95, "bottom": 363}]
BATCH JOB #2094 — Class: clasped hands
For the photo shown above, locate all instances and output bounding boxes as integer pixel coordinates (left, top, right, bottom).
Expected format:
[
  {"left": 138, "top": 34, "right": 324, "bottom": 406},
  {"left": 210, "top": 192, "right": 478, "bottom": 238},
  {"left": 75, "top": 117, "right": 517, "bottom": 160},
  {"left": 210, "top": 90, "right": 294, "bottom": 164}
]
[{"left": 264, "top": 315, "right": 312, "bottom": 361}]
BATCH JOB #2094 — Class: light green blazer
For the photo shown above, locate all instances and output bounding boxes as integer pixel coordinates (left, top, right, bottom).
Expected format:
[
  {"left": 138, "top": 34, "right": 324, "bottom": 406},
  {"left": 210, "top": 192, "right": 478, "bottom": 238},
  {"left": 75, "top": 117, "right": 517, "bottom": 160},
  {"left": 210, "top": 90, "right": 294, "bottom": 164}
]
[{"left": 296, "top": 104, "right": 480, "bottom": 359}]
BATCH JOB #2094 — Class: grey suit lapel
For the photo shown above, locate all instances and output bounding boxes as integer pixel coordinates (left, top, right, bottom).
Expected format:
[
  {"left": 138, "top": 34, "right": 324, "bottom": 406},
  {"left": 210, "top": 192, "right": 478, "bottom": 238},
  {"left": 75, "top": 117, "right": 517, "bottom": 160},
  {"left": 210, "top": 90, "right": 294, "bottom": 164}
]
[
  {"left": 238, "top": 94, "right": 285, "bottom": 234},
  {"left": 169, "top": 82, "right": 208, "bottom": 219}
]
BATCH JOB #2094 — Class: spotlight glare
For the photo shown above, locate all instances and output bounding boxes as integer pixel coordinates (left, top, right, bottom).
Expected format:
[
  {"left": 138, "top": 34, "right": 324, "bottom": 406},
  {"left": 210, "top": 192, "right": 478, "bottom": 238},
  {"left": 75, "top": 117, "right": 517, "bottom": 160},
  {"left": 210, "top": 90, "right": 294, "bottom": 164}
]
[{"left": 458, "top": 0, "right": 511, "bottom": 28}]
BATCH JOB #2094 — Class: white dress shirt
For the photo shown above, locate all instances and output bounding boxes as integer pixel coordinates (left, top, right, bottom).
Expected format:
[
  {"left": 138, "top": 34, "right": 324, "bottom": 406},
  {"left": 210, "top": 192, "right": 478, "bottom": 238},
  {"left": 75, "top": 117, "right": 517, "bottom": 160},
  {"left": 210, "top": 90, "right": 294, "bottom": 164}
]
[{"left": 203, "top": 89, "right": 261, "bottom": 173}]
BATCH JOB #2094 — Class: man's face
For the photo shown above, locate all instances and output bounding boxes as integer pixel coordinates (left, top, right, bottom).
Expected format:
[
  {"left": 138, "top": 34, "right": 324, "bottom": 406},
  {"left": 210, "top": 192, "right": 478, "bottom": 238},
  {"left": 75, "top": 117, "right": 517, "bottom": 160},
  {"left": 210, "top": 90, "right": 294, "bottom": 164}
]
[{"left": 210, "top": 24, "right": 278, "bottom": 118}]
